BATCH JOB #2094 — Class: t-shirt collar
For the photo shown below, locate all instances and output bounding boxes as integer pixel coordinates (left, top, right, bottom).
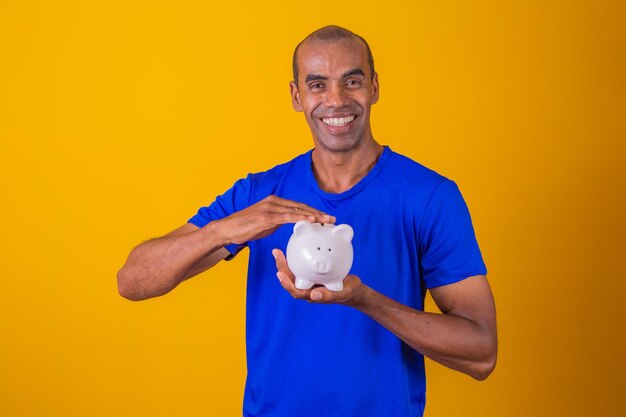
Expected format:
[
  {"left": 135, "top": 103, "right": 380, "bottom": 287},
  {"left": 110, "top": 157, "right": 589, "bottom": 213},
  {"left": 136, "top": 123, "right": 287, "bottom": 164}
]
[{"left": 305, "top": 145, "right": 391, "bottom": 201}]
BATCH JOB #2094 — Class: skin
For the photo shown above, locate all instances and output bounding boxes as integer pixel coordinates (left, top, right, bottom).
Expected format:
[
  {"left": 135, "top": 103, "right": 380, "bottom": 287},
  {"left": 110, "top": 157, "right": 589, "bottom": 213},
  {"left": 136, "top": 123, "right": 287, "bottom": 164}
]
[
  {"left": 290, "top": 38, "right": 383, "bottom": 193},
  {"left": 117, "top": 36, "right": 497, "bottom": 380},
  {"left": 117, "top": 196, "right": 335, "bottom": 300}
]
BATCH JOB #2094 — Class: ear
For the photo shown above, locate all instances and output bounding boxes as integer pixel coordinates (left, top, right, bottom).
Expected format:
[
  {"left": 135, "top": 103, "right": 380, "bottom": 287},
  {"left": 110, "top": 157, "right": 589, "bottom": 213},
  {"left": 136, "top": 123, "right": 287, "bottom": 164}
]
[
  {"left": 293, "top": 220, "right": 314, "bottom": 237},
  {"left": 331, "top": 224, "right": 354, "bottom": 242},
  {"left": 290, "top": 81, "right": 303, "bottom": 112},
  {"left": 371, "top": 72, "right": 379, "bottom": 105}
]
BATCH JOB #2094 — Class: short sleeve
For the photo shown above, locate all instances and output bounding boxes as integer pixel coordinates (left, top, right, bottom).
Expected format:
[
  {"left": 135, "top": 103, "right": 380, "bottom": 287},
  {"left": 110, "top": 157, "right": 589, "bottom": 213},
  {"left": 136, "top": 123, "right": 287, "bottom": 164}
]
[
  {"left": 418, "top": 180, "right": 487, "bottom": 288},
  {"left": 187, "top": 175, "right": 253, "bottom": 260}
]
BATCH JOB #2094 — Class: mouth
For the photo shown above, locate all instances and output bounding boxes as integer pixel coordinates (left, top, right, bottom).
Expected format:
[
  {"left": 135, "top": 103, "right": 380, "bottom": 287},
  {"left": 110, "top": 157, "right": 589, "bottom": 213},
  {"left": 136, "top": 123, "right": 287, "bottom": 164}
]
[{"left": 321, "top": 115, "right": 356, "bottom": 127}]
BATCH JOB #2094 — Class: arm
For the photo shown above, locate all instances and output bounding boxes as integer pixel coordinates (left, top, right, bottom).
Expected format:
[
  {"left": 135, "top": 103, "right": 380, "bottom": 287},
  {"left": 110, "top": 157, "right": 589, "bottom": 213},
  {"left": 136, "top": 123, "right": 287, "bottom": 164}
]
[
  {"left": 117, "top": 196, "right": 335, "bottom": 301},
  {"left": 117, "top": 222, "right": 227, "bottom": 301},
  {"left": 355, "top": 275, "right": 497, "bottom": 380},
  {"left": 272, "top": 250, "right": 497, "bottom": 380}
]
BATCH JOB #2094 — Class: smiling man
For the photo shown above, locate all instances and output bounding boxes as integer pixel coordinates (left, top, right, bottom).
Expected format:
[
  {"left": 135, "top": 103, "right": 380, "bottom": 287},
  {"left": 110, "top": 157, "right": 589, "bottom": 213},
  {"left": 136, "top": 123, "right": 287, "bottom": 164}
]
[{"left": 118, "top": 25, "right": 497, "bottom": 417}]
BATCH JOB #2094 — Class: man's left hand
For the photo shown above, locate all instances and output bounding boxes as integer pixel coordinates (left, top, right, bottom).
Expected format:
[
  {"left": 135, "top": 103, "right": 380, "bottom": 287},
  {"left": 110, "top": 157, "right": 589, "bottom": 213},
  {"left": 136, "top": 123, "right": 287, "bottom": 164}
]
[{"left": 272, "top": 249, "right": 367, "bottom": 307}]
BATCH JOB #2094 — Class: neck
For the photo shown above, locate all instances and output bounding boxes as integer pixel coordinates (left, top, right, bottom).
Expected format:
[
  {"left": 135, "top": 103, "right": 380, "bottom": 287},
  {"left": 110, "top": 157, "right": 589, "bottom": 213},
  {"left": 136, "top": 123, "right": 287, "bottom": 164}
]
[{"left": 311, "top": 140, "right": 384, "bottom": 194}]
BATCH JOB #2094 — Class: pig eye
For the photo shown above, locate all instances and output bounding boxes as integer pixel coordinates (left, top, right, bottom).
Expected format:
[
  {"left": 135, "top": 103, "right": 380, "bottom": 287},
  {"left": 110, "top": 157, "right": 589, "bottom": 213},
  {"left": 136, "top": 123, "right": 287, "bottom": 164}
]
[
  {"left": 328, "top": 248, "right": 331, "bottom": 252},
  {"left": 317, "top": 247, "right": 320, "bottom": 251}
]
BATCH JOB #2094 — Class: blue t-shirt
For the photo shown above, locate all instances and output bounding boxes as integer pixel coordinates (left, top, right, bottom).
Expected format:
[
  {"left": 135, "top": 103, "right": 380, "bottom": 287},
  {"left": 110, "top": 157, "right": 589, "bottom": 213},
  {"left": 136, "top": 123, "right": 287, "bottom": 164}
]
[{"left": 188, "top": 146, "right": 487, "bottom": 417}]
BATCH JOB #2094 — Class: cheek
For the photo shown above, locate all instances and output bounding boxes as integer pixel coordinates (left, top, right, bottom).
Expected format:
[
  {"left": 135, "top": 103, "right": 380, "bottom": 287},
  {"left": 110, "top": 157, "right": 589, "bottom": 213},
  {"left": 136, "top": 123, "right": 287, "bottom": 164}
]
[
  {"left": 302, "top": 95, "right": 324, "bottom": 114},
  {"left": 356, "top": 94, "right": 372, "bottom": 109},
  {"left": 332, "top": 242, "right": 352, "bottom": 258}
]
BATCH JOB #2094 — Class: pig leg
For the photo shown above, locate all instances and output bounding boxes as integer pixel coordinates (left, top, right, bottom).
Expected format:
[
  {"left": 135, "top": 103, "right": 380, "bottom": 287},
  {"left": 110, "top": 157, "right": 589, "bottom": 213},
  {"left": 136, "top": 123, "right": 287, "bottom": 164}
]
[
  {"left": 295, "top": 278, "right": 314, "bottom": 290},
  {"left": 324, "top": 281, "right": 344, "bottom": 292}
]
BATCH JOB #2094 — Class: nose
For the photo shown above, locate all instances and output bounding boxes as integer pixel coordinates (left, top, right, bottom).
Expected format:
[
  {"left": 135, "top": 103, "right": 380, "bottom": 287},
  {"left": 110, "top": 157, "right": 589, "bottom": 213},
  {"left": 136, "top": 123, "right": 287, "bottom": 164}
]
[
  {"left": 324, "top": 82, "right": 350, "bottom": 109},
  {"left": 314, "top": 259, "right": 331, "bottom": 273}
]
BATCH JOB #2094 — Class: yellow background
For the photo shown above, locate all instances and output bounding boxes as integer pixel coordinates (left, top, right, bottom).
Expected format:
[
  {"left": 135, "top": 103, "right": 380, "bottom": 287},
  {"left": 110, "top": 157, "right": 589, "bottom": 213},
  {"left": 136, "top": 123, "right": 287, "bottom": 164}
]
[{"left": 1, "top": 1, "right": 625, "bottom": 416}]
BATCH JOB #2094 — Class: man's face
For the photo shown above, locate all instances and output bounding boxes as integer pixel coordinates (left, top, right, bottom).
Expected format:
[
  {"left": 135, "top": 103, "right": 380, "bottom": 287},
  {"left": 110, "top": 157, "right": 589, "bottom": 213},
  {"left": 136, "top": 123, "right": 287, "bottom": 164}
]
[{"left": 290, "top": 38, "right": 379, "bottom": 153}]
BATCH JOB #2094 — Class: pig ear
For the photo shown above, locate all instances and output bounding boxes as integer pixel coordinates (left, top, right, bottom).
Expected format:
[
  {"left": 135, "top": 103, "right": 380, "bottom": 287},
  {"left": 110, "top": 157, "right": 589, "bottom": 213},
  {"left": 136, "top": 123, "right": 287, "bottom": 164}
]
[
  {"left": 332, "top": 224, "right": 353, "bottom": 242},
  {"left": 293, "top": 220, "right": 315, "bottom": 237}
]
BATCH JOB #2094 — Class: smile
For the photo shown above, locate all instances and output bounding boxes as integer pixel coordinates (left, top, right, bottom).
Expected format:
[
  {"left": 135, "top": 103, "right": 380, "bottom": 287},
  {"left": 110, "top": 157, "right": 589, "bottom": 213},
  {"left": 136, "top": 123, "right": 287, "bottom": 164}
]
[{"left": 321, "top": 115, "right": 355, "bottom": 127}]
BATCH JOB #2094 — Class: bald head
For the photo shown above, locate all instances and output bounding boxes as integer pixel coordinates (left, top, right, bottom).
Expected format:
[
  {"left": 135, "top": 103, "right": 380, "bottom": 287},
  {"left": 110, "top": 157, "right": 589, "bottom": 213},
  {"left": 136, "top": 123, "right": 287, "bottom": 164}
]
[{"left": 292, "top": 25, "right": 375, "bottom": 86}]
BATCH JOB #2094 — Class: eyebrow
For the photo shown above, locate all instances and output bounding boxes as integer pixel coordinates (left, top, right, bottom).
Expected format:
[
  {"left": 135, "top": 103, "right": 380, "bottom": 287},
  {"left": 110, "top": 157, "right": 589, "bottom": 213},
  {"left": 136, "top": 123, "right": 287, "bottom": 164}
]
[
  {"left": 343, "top": 68, "right": 365, "bottom": 78},
  {"left": 305, "top": 74, "right": 327, "bottom": 83},
  {"left": 304, "top": 68, "right": 366, "bottom": 84}
]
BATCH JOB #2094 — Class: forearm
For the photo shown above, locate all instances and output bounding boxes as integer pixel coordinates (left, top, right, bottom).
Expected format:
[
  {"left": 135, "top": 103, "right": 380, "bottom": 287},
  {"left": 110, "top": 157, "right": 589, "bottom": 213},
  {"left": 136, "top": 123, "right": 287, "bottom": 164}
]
[
  {"left": 353, "top": 286, "right": 497, "bottom": 380},
  {"left": 117, "top": 221, "right": 226, "bottom": 301}
]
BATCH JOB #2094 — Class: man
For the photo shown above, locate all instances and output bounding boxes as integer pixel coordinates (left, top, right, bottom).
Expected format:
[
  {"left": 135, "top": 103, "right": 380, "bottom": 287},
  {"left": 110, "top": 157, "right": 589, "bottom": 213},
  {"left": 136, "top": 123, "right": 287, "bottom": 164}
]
[{"left": 118, "top": 25, "right": 497, "bottom": 417}]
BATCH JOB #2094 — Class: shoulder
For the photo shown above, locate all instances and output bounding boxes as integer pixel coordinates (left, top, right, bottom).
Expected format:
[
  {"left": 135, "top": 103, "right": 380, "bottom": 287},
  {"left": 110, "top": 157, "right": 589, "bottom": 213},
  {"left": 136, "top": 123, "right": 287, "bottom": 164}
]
[
  {"left": 249, "top": 150, "right": 310, "bottom": 182},
  {"left": 384, "top": 148, "right": 451, "bottom": 195},
  {"left": 234, "top": 150, "right": 311, "bottom": 200},
  {"left": 378, "top": 148, "right": 473, "bottom": 226}
]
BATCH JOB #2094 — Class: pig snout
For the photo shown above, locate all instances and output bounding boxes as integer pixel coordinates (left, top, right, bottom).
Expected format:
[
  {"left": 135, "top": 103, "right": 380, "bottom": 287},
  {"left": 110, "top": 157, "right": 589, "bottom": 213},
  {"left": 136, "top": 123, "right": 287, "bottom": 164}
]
[{"left": 313, "top": 259, "right": 332, "bottom": 273}]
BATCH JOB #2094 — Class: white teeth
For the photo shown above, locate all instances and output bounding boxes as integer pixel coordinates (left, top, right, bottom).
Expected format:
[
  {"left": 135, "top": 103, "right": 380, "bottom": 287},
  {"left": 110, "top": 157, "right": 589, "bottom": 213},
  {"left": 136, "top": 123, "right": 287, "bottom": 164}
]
[{"left": 322, "top": 115, "right": 355, "bottom": 127}]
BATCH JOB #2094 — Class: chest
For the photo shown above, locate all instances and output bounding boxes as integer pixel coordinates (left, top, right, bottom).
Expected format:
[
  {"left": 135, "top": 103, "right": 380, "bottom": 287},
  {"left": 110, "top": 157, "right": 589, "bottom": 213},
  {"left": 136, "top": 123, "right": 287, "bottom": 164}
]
[{"left": 249, "top": 184, "right": 425, "bottom": 306}]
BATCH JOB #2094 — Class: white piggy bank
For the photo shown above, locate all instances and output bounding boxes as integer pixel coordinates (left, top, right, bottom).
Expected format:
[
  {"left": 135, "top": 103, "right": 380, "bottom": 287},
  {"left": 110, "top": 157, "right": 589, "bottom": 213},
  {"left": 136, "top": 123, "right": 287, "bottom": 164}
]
[{"left": 286, "top": 221, "right": 354, "bottom": 291}]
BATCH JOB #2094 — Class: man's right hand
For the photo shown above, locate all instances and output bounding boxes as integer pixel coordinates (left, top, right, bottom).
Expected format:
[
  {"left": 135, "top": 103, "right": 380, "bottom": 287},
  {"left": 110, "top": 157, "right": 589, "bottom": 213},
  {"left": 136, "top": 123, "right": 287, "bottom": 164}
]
[
  {"left": 214, "top": 195, "right": 335, "bottom": 245},
  {"left": 118, "top": 195, "right": 332, "bottom": 301}
]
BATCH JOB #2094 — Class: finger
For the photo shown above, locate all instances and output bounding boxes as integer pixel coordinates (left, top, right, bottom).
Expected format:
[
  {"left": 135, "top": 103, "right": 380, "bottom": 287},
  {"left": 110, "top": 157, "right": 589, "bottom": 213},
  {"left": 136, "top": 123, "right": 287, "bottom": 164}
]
[
  {"left": 310, "top": 288, "right": 324, "bottom": 301},
  {"left": 272, "top": 249, "right": 294, "bottom": 281},
  {"left": 278, "top": 207, "right": 334, "bottom": 223},
  {"left": 309, "top": 287, "right": 337, "bottom": 303},
  {"left": 267, "top": 198, "right": 335, "bottom": 223},
  {"left": 276, "top": 271, "right": 313, "bottom": 300},
  {"left": 269, "top": 196, "right": 326, "bottom": 214},
  {"left": 273, "top": 249, "right": 318, "bottom": 300},
  {"left": 276, "top": 271, "right": 298, "bottom": 292},
  {"left": 309, "top": 277, "right": 361, "bottom": 304},
  {"left": 292, "top": 201, "right": 336, "bottom": 223},
  {"left": 275, "top": 211, "right": 335, "bottom": 226}
]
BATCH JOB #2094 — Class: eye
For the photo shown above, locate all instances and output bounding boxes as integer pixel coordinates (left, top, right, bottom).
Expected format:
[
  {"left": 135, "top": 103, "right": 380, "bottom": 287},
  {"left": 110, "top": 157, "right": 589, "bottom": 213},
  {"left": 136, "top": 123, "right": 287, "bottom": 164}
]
[
  {"left": 309, "top": 82, "right": 325, "bottom": 91},
  {"left": 328, "top": 248, "right": 331, "bottom": 252},
  {"left": 346, "top": 79, "right": 361, "bottom": 87},
  {"left": 317, "top": 247, "right": 321, "bottom": 251}
]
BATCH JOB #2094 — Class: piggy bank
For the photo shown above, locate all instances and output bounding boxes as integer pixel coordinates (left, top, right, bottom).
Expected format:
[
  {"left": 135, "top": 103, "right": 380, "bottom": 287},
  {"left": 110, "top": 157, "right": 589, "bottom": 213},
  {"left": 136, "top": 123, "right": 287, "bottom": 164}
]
[{"left": 286, "top": 221, "right": 354, "bottom": 291}]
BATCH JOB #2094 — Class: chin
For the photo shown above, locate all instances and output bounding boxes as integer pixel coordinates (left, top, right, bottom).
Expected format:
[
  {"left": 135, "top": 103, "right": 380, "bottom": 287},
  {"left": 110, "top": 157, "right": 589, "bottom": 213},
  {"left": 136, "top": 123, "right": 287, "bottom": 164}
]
[
  {"left": 313, "top": 131, "right": 364, "bottom": 152},
  {"left": 317, "top": 138, "right": 361, "bottom": 153}
]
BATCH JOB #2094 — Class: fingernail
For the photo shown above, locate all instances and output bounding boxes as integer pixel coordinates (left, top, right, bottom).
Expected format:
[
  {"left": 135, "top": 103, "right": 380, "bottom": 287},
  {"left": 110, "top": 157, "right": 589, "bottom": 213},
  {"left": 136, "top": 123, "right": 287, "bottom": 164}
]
[
  {"left": 271, "top": 249, "right": 278, "bottom": 260},
  {"left": 308, "top": 215, "right": 315, "bottom": 221},
  {"left": 311, "top": 291, "right": 322, "bottom": 301},
  {"left": 276, "top": 272, "right": 283, "bottom": 282}
]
